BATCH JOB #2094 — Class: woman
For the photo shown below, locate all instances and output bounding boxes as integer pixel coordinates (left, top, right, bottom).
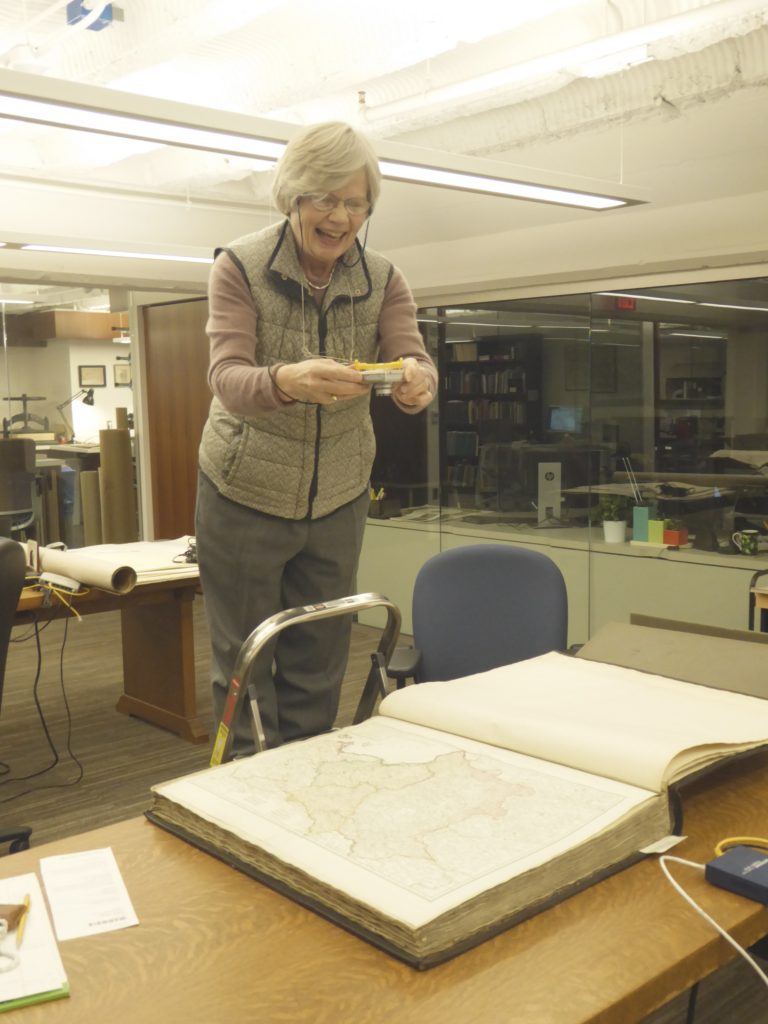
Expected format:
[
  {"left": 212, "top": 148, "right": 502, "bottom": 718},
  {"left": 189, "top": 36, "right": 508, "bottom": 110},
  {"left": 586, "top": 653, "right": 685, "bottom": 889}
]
[{"left": 196, "top": 120, "right": 437, "bottom": 753}]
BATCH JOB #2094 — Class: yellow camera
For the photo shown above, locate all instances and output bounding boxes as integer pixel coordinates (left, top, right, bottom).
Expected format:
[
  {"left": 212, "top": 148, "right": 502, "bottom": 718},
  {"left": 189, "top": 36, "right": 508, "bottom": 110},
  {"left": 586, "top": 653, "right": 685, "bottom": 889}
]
[{"left": 353, "top": 359, "right": 404, "bottom": 395}]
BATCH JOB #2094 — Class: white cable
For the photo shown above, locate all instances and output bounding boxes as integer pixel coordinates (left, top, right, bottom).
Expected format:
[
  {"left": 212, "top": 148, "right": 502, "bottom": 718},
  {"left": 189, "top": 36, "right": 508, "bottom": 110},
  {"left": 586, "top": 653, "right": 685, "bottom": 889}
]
[{"left": 659, "top": 854, "right": 768, "bottom": 991}]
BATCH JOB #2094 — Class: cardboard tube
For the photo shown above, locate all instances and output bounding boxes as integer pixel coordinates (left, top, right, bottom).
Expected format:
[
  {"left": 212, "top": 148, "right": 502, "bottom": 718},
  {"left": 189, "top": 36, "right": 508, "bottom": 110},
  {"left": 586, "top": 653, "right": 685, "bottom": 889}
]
[
  {"left": 80, "top": 469, "right": 103, "bottom": 546},
  {"left": 99, "top": 428, "right": 138, "bottom": 543}
]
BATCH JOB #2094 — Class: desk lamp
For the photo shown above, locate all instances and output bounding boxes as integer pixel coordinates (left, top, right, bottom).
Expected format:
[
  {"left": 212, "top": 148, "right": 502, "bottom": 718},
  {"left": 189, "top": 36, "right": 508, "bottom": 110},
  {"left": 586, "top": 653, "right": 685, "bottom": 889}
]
[{"left": 55, "top": 387, "right": 94, "bottom": 443}]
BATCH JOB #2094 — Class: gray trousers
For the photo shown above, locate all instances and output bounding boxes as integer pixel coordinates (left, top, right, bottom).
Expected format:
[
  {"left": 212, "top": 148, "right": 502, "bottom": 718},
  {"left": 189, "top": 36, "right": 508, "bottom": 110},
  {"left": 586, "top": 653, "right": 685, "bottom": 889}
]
[{"left": 195, "top": 472, "right": 369, "bottom": 751}]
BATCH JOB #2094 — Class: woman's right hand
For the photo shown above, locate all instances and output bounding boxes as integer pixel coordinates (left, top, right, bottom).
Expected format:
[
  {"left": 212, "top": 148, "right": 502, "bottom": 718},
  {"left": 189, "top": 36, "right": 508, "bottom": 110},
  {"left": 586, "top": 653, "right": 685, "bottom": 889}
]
[{"left": 274, "top": 359, "right": 368, "bottom": 405}]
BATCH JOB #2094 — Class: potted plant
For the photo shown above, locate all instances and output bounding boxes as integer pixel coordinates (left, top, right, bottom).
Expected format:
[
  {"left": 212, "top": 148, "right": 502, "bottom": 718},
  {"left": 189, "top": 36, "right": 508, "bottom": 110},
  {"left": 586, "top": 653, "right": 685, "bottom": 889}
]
[
  {"left": 596, "top": 494, "right": 630, "bottom": 543},
  {"left": 663, "top": 518, "right": 689, "bottom": 546}
]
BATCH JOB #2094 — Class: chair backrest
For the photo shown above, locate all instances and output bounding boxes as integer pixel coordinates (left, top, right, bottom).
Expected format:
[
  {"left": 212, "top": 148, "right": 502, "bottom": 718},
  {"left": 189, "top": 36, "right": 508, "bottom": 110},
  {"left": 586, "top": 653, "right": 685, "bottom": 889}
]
[
  {"left": 0, "top": 536, "right": 26, "bottom": 713},
  {"left": 0, "top": 438, "right": 36, "bottom": 538},
  {"left": 411, "top": 544, "right": 568, "bottom": 682}
]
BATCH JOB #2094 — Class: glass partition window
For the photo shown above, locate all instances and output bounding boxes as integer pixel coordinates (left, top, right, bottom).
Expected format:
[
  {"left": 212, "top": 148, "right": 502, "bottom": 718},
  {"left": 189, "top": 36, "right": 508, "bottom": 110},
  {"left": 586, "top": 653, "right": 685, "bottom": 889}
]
[
  {"left": 417, "top": 297, "right": 614, "bottom": 527},
  {"left": 407, "top": 281, "right": 768, "bottom": 553},
  {"left": 0, "top": 300, "right": 135, "bottom": 548},
  {"left": 363, "top": 275, "right": 768, "bottom": 642}
]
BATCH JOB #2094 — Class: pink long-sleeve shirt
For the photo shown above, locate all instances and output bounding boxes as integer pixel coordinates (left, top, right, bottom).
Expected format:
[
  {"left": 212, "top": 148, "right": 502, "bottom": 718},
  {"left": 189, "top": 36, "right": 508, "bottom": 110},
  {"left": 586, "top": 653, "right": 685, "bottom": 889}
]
[{"left": 205, "top": 251, "right": 437, "bottom": 417}]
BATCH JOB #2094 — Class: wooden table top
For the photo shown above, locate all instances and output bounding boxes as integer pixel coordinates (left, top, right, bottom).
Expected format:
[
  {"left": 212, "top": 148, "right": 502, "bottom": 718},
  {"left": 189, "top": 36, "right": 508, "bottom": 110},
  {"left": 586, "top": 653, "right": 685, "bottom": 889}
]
[{"left": 2, "top": 756, "right": 768, "bottom": 1024}]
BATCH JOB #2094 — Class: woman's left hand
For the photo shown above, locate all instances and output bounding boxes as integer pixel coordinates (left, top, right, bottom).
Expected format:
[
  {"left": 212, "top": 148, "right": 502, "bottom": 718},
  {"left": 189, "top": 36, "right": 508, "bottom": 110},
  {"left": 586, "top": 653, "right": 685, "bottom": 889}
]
[{"left": 392, "top": 357, "right": 434, "bottom": 410}]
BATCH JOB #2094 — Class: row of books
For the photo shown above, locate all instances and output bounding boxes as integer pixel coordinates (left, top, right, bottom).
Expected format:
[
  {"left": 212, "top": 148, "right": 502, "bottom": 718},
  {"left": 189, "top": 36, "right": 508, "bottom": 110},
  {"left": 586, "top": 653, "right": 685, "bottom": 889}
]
[
  {"left": 446, "top": 341, "right": 525, "bottom": 363},
  {"left": 446, "top": 431, "right": 480, "bottom": 457},
  {"left": 446, "top": 400, "right": 529, "bottom": 426},
  {"left": 444, "top": 462, "right": 477, "bottom": 487},
  {"left": 446, "top": 341, "right": 479, "bottom": 362},
  {"left": 444, "top": 368, "right": 526, "bottom": 394}
]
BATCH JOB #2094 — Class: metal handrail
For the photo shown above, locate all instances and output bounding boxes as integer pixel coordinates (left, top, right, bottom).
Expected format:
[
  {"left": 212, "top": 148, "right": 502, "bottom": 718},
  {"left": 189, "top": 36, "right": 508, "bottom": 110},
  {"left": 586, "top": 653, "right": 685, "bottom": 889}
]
[{"left": 210, "top": 592, "right": 401, "bottom": 765}]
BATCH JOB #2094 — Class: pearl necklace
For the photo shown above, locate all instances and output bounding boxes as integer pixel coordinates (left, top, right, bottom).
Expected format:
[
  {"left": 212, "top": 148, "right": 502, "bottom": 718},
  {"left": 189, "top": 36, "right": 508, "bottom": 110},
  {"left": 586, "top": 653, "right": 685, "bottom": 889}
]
[{"left": 302, "top": 264, "right": 335, "bottom": 290}]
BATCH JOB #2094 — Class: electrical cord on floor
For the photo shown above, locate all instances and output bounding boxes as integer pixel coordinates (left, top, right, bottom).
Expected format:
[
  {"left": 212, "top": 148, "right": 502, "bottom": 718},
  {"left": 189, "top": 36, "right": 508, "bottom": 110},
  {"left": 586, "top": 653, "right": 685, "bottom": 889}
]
[
  {"left": 659, "top": 848, "right": 768, "bottom": 993},
  {"left": 0, "top": 615, "right": 84, "bottom": 803}
]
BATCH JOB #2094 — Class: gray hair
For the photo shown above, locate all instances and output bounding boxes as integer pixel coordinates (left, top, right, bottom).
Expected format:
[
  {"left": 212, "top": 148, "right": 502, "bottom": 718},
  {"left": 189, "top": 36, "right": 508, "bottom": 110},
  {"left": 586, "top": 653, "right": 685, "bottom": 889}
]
[{"left": 271, "top": 121, "right": 381, "bottom": 216}]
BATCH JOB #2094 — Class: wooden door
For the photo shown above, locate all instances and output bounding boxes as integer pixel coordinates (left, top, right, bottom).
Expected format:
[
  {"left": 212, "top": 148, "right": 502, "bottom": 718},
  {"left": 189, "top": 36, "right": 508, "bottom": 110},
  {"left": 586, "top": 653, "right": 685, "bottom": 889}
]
[{"left": 143, "top": 299, "right": 210, "bottom": 538}]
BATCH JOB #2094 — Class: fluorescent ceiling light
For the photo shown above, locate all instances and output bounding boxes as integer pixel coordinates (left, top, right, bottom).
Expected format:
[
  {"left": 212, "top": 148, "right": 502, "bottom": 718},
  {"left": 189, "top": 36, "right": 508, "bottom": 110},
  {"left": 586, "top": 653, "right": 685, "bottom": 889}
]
[
  {"left": 0, "top": 70, "right": 644, "bottom": 212},
  {"left": 378, "top": 160, "right": 625, "bottom": 209},
  {"left": 439, "top": 322, "right": 537, "bottom": 330},
  {"left": 576, "top": 45, "right": 651, "bottom": 79},
  {"left": 0, "top": 94, "right": 282, "bottom": 168},
  {"left": 0, "top": 297, "right": 34, "bottom": 304},
  {"left": 601, "top": 291, "right": 768, "bottom": 313},
  {"left": 699, "top": 302, "right": 768, "bottom": 313},
  {"left": 22, "top": 244, "right": 213, "bottom": 264},
  {"left": 597, "top": 291, "right": 695, "bottom": 304},
  {"left": 664, "top": 331, "right": 725, "bottom": 339}
]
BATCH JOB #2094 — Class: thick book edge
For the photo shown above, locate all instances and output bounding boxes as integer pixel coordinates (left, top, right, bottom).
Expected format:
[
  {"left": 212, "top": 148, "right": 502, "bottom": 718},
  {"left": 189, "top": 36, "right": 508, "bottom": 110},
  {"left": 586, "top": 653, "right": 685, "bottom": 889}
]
[{"left": 145, "top": 797, "right": 668, "bottom": 970}]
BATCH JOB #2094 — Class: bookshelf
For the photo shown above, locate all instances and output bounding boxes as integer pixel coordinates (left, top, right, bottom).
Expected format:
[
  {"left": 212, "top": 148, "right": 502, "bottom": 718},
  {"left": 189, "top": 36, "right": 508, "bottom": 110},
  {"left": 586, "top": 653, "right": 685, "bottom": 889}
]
[{"left": 440, "top": 334, "right": 542, "bottom": 505}]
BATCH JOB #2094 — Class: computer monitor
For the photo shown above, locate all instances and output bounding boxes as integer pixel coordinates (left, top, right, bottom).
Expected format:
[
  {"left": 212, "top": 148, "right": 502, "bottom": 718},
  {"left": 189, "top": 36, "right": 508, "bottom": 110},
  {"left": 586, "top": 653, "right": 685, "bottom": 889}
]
[{"left": 547, "top": 405, "right": 584, "bottom": 434}]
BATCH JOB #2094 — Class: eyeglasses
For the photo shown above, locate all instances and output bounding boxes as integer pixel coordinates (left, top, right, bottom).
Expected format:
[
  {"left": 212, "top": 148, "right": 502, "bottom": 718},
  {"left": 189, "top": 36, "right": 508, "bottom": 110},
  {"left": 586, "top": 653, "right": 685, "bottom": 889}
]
[{"left": 301, "top": 193, "right": 371, "bottom": 217}]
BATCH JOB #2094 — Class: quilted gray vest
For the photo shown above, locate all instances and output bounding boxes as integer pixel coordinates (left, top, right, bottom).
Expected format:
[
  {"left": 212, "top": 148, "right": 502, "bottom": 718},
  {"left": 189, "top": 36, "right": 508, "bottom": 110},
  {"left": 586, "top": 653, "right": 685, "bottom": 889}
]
[{"left": 199, "top": 220, "right": 392, "bottom": 519}]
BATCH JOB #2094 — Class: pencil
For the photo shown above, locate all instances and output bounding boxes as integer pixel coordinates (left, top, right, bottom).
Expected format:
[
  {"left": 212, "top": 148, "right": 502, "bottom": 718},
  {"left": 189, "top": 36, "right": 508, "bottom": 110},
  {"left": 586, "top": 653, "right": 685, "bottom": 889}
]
[{"left": 15, "top": 894, "right": 30, "bottom": 948}]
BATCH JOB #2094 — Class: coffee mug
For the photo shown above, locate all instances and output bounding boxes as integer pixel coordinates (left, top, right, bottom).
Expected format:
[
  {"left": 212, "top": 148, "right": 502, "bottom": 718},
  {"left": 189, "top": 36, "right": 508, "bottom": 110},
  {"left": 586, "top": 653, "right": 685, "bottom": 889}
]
[{"left": 733, "top": 529, "right": 759, "bottom": 555}]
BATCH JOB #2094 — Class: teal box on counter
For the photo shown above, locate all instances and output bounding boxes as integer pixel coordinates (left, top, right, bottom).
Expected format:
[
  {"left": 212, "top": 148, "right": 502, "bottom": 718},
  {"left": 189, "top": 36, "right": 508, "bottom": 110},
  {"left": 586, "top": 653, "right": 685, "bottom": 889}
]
[{"left": 632, "top": 505, "right": 657, "bottom": 542}]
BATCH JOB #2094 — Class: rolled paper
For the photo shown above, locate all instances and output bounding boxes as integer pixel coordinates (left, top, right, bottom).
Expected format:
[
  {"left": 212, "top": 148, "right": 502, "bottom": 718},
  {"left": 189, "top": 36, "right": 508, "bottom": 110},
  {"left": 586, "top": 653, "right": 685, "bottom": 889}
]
[{"left": 28, "top": 543, "right": 137, "bottom": 594}]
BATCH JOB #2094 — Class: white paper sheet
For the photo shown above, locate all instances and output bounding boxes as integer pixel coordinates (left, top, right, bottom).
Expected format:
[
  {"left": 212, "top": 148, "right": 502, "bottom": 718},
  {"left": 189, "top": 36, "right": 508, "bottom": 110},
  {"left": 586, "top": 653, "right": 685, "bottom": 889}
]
[{"left": 40, "top": 847, "right": 139, "bottom": 941}]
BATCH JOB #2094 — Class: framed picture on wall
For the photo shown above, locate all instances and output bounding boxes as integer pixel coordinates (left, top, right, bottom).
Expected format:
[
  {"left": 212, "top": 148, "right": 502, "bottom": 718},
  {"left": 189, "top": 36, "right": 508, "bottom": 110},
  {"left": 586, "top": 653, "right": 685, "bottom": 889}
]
[
  {"left": 113, "top": 363, "right": 132, "bottom": 387},
  {"left": 78, "top": 364, "right": 107, "bottom": 388}
]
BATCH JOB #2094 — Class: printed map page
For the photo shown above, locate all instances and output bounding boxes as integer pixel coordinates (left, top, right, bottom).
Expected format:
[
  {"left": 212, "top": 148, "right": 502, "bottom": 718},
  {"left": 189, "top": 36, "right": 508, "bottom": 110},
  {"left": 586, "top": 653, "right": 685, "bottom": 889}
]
[{"left": 178, "top": 718, "right": 652, "bottom": 912}]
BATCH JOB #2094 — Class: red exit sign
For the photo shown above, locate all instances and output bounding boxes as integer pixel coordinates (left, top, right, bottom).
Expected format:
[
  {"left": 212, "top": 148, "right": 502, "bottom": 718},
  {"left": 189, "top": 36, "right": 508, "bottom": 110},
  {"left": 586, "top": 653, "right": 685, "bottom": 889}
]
[{"left": 614, "top": 296, "right": 637, "bottom": 311}]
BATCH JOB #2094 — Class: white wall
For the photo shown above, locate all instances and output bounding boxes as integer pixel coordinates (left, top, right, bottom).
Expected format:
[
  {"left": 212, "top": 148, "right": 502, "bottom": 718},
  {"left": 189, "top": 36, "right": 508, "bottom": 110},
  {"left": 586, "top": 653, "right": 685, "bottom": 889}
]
[
  {"left": 391, "top": 191, "right": 768, "bottom": 304},
  {"left": 2, "top": 338, "right": 133, "bottom": 442},
  {"left": 3, "top": 341, "right": 69, "bottom": 433},
  {"left": 66, "top": 340, "right": 134, "bottom": 442}
]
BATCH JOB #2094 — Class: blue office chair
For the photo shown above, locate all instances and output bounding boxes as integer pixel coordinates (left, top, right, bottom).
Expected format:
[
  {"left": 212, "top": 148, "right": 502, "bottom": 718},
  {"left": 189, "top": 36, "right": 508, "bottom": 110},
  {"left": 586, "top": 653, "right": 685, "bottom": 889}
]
[
  {"left": 387, "top": 544, "right": 568, "bottom": 685},
  {"left": 0, "top": 536, "right": 32, "bottom": 853}
]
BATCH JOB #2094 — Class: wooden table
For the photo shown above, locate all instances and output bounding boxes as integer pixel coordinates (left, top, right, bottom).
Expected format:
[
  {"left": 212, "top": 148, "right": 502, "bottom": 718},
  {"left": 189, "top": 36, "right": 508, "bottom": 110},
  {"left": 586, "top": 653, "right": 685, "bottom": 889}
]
[
  {"left": 15, "top": 578, "right": 208, "bottom": 744},
  {"left": 2, "top": 754, "right": 768, "bottom": 1024}
]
